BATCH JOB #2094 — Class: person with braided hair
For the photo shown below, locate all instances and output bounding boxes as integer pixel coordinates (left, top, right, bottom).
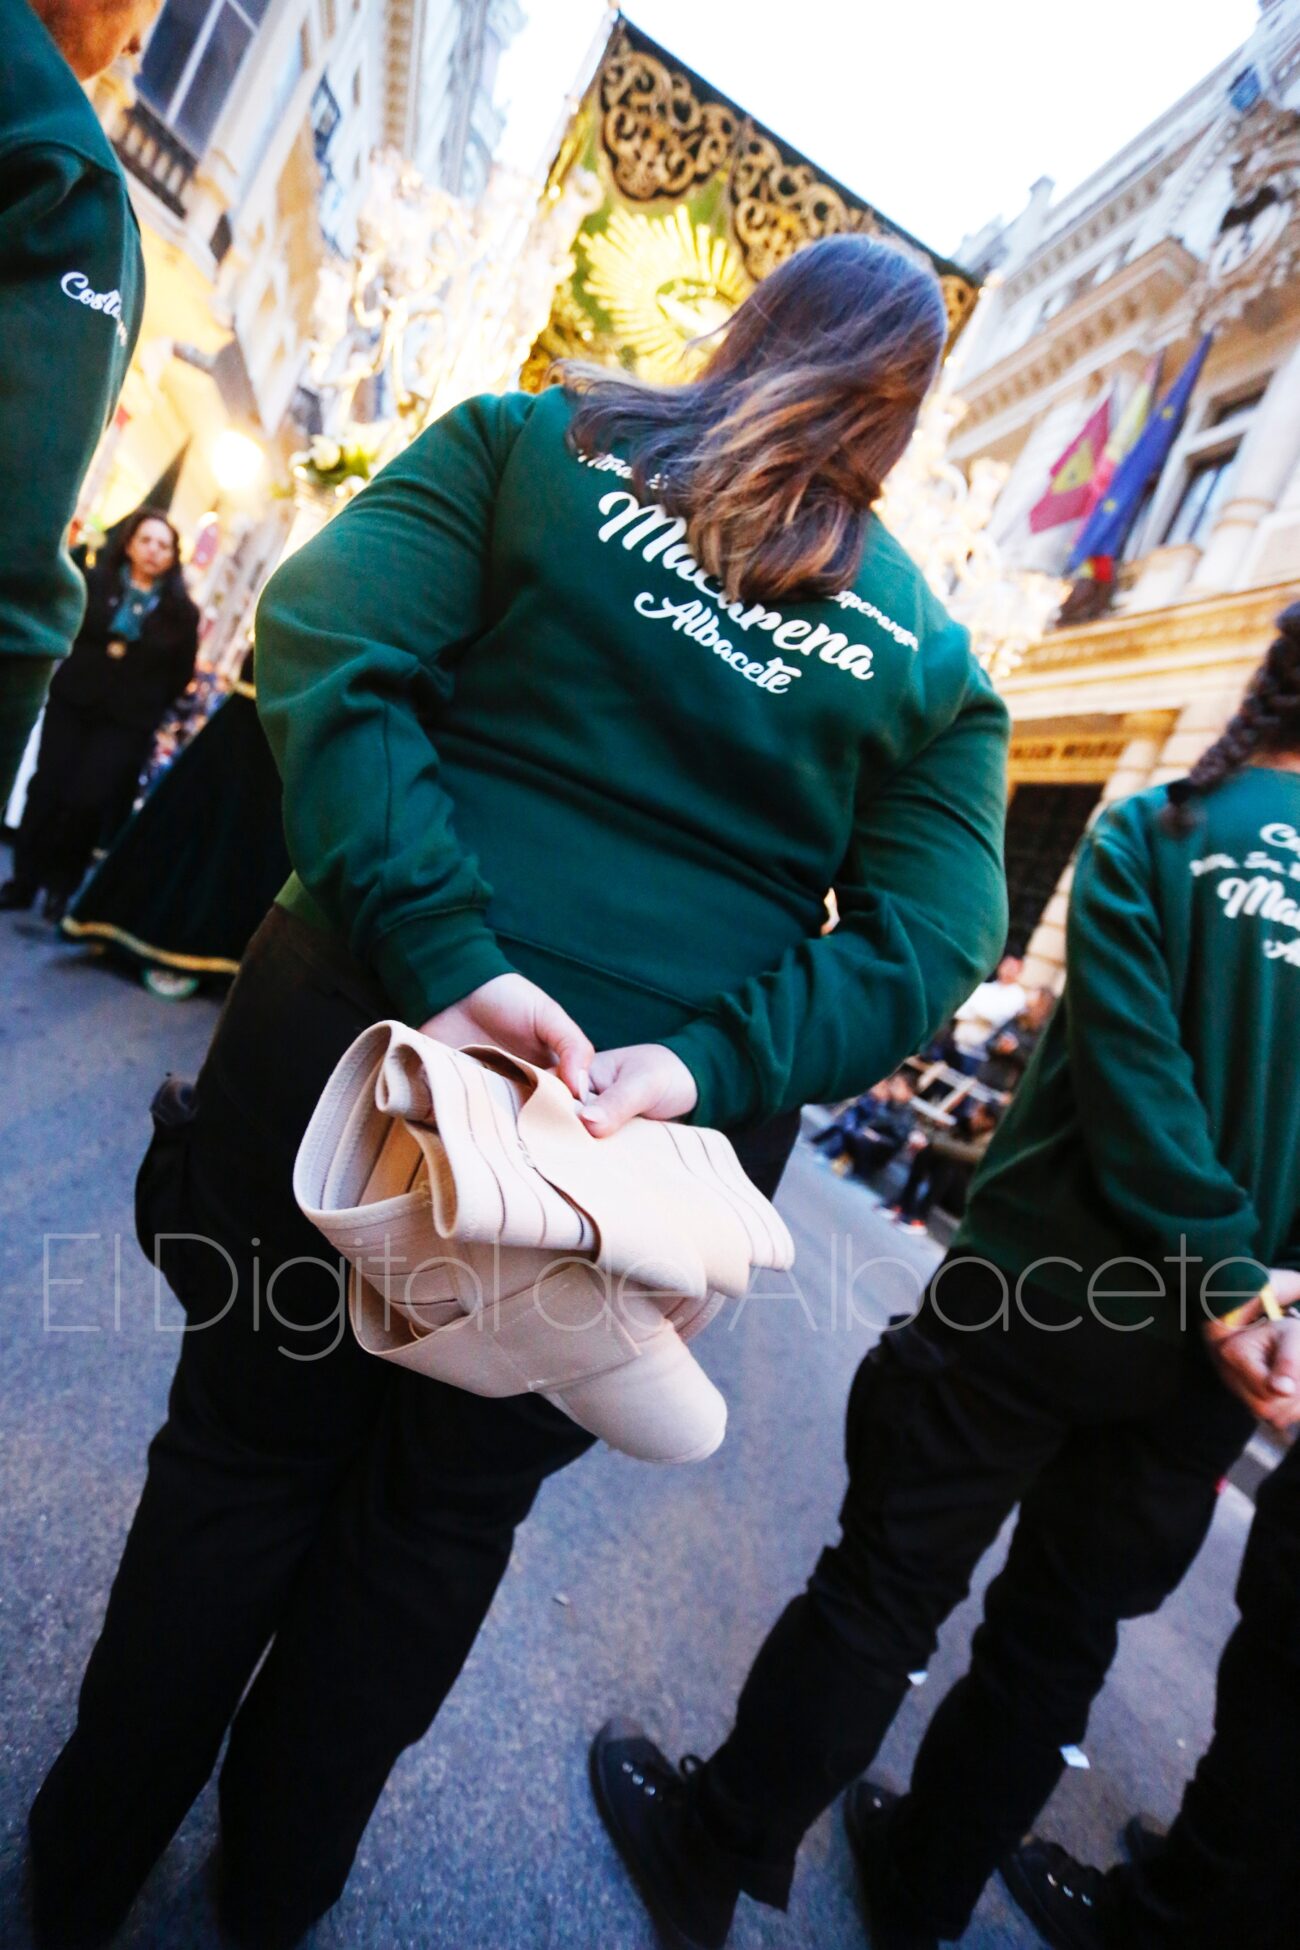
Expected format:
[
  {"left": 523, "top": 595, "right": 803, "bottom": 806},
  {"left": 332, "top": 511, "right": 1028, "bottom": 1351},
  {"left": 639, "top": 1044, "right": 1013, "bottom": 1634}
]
[
  {"left": 592, "top": 607, "right": 1300, "bottom": 1950},
  {"left": 996, "top": 605, "right": 1300, "bottom": 1950}
]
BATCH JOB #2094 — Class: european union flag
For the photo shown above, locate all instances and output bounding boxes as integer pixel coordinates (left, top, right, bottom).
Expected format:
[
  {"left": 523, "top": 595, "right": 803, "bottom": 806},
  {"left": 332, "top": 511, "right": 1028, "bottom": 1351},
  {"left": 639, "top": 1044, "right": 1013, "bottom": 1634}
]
[{"left": 1066, "top": 334, "right": 1213, "bottom": 573}]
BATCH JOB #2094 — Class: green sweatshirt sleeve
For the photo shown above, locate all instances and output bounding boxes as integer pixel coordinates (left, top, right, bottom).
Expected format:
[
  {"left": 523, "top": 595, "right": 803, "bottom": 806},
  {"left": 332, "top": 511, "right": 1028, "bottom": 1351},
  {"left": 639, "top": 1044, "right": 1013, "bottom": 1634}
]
[
  {"left": 0, "top": 146, "right": 137, "bottom": 660},
  {"left": 255, "top": 394, "right": 535, "bottom": 1023},
  {"left": 1064, "top": 804, "right": 1266, "bottom": 1310},
  {"left": 661, "top": 647, "right": 1010, "bottom": 1127}
]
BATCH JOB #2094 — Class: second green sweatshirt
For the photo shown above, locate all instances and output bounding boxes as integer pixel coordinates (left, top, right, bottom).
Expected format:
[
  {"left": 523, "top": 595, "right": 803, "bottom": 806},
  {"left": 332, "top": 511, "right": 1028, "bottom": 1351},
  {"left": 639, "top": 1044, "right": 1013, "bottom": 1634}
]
[
  {"left": 959, "top": 768, "right": 1300, "bottom": 1332},
  {"left": 255, "top": 386, "right": 1010, "bottom": 1131}
]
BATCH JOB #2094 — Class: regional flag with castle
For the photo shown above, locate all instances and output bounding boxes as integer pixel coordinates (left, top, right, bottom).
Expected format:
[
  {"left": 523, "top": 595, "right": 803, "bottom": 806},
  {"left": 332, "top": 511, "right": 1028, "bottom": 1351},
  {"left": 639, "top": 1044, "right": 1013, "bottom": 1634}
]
[
  {"left": 1066, "top": 334, "right": 1212, "bottom": 575},
  {"left": 1028, "top": 397, "right": 1111, "bottom": 532}
]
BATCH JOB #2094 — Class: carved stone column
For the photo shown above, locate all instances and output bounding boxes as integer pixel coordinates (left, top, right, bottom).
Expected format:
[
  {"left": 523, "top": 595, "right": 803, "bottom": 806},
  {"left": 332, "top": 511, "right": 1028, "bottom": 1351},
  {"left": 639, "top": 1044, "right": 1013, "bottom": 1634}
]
[{"left": 1191, "top": 335, "right": 1300, "bottom": 591}]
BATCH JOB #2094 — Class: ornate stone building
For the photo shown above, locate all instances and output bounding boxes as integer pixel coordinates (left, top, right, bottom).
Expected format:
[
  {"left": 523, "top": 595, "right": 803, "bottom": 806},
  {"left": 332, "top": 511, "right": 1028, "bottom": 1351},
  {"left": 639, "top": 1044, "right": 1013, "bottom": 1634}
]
[
  {"left": 82, "top": 0, "right": 521, "bottom": 650},
  {"left": 384, "top": 0, "right": 523, "bottom": 198},
  {"left": 950, "top": 0, "right": 1300, "bottom": 984}
]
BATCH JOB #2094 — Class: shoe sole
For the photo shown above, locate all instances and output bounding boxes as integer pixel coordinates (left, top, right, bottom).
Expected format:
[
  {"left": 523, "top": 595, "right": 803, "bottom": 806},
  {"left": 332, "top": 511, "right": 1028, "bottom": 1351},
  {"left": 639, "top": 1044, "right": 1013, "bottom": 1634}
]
[{"left": 588, "top": 1737, "right": 714, "bottom": 1950}]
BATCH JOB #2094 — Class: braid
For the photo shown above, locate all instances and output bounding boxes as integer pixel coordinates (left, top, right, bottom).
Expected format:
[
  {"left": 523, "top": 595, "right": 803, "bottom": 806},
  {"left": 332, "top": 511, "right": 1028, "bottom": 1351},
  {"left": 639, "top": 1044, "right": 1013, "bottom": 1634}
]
[{"left": 1162, "top": 602, "right": 1300, "bottom": 834}]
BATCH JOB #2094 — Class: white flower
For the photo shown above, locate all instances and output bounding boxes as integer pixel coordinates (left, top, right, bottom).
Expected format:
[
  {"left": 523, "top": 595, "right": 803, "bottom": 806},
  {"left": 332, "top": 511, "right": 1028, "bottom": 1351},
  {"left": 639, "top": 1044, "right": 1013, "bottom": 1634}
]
[{"left": 309, "top": 435, "right": 342, "bottom": 470}]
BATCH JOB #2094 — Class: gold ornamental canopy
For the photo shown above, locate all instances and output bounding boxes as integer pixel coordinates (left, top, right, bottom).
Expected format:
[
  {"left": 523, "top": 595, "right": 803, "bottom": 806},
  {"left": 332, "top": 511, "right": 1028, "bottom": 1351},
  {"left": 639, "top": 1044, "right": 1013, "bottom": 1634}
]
[{"left": 523, "top": 14, "right": 980, "bottom": 389}]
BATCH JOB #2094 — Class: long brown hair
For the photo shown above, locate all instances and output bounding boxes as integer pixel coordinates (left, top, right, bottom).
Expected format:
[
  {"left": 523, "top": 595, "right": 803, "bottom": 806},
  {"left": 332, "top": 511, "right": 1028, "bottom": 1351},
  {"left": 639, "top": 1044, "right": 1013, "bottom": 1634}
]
[
  {"left": 1162, "top": 604, "right": 1300, "bottom": 833},
  {"left": 559, "top": 235, "right": 948, "bottom": 604}
]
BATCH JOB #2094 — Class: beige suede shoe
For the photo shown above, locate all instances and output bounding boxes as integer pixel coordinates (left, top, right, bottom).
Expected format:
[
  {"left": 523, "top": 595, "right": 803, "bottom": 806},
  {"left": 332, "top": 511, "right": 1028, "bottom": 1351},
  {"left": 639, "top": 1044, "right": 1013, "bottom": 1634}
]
[{"left": 293, "top": 1022, "right": 795, "bottom": 1463}]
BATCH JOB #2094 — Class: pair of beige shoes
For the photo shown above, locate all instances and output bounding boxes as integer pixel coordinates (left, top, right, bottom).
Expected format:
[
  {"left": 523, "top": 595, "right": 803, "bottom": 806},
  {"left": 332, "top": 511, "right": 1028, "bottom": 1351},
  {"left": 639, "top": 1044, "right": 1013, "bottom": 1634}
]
[{"left": 294, "top": 1023, "right": 795, "bottom": 1463}]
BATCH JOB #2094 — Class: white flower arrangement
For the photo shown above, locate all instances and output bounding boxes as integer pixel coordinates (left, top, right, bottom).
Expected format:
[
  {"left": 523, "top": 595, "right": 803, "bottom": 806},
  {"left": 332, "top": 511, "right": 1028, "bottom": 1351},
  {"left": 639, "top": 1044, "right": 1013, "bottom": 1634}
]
[{"left": 287, "top": 429, "right": 379, "bottom": 501}]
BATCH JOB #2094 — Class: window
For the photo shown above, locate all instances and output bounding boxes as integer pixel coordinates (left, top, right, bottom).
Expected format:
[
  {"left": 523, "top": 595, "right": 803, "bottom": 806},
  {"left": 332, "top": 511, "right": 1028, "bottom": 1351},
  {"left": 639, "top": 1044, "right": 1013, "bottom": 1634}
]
[
  {"left": 311, "top": 75, "right": 341, "bottom": 161},
  {"left": 138, "top": 0, "right": 270, "bottom": 155},
  {"left": 1205, "top": 384, "right": 1267, "bottom": 428},
  {"left": 1162, "top": 449, "right": 1240, "bottom": 548},
  {"left": 1120, "top": 479, "right": 1160, "bottom": 564}
]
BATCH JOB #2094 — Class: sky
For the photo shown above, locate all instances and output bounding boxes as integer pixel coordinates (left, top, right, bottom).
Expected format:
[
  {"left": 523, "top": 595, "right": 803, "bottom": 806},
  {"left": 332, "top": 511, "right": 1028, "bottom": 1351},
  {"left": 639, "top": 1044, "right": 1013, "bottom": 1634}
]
[{"left": 496, "top": 0, "right": 1261, "bottom": 259}]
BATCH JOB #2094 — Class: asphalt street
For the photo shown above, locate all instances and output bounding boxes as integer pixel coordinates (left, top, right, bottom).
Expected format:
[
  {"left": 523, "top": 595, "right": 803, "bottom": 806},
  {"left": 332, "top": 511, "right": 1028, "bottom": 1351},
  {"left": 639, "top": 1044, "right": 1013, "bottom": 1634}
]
[{"left": 0, "top": 900, "right": 1255, "bottom": 1950}]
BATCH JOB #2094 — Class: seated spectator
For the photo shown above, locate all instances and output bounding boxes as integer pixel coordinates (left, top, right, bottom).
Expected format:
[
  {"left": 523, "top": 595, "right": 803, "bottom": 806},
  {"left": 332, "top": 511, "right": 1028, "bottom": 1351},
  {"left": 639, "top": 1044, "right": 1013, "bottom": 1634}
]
[
  {"left": 976, "top": 986, "right": 1056, "bottom": 1094},
  {"left": 943, "top": 953, "right": 1027, "bottom": 1072},
  {"left": 890, "top": 1099, "right": 1000, "bottom": 1233},
  {"left": 812, "top": 1073, "right": 916, "bottom": 1178}
]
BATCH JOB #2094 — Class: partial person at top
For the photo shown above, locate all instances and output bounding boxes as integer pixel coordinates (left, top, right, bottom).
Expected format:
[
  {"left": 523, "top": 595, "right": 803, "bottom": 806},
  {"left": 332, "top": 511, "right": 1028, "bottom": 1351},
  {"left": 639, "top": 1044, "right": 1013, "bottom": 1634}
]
[{"left": 0, "top": 0, "right": 158, "bottom": 804}]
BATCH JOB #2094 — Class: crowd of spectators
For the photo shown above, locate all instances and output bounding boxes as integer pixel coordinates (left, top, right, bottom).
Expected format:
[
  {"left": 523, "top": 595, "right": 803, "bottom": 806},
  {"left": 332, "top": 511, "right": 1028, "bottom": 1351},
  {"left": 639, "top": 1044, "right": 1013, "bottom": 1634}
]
[{"left": 811, "top": 954, "right": 1058, "bottom": 1233}]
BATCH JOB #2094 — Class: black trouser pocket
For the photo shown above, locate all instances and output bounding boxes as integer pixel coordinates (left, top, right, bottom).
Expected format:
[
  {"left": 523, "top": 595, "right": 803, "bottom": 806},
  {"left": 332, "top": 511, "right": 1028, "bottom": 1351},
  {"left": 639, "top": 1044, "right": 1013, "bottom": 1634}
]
[{"left": 137, "top": 1074, "right": 220, "bottom": 1322}]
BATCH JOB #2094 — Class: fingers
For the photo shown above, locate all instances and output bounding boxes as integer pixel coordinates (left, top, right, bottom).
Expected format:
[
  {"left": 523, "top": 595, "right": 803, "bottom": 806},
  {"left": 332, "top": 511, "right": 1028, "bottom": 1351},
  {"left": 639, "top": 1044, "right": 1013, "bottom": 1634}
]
[
  {"left": 1263, "top": 1318, "right": 1300, "bottom": 1424},
  {"left": 1269, "top": 1267, "right": 1300, "bottom": 1308},
  {"left": 588, "top": 1049, "right": 620, "bottom": 1092},
  {"left": 1214, "top": 1320, "right": 1300, "bottom": 1428},
  {"left": 1214, "top": 1327, "right": 1281, "bottom": 1418},
  {"left": 579, "top": 1066, "right": 659, "bottom": 1139},
  {"left": 533, "top": 995, "right": 595, "bottom": 1099}
]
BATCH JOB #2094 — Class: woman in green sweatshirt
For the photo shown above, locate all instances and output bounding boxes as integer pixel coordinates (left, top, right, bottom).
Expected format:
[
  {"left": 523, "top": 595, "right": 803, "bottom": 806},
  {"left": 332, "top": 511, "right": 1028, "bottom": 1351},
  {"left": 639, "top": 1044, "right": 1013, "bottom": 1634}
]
[
  {"left": 0, "top": 0, "right": 152, "bottom": 801},
  {"left": 28, "top": 235, "right": 1009, "bottom": 1950}
]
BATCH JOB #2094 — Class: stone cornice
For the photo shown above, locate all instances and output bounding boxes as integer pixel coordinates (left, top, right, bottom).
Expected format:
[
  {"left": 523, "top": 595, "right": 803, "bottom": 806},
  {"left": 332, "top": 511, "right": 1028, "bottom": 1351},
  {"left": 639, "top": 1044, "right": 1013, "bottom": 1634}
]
[
  {"left": 1001, "top": 143, "right": 1193, "bottom": 303},
  {"left": 1004, "top": 577, "right": 1300, "bottom": 682},
  {"left": 960, "top": 240, "right": 1201, "bottom": 431}
]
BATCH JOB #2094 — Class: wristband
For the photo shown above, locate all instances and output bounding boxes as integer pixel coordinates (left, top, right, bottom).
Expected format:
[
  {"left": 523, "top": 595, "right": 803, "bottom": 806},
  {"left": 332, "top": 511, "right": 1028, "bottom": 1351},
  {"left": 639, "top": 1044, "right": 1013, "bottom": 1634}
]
[{"left": 1218, "top": 1282, "right": 1284, "bottom": 1333}]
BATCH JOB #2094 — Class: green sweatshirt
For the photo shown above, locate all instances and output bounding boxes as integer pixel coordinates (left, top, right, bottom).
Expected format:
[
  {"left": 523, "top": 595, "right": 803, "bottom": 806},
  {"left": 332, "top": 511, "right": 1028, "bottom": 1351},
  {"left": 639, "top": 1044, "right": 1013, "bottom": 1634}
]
[
  {"left": 255, "top": 387, "right": 1010, "bottom": 1131},
  {"left": 0, "top": 0, "right": 144, "bottom": 663},
  {"left": 959, "top": 769, "right": 1300, "bottom": 1331}
]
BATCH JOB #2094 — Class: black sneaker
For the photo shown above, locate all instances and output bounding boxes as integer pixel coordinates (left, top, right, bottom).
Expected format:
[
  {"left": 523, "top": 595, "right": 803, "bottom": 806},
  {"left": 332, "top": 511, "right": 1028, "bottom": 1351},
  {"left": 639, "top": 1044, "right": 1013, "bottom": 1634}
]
[
  {"left": 1002, "top": 1839, "right": 1108, "bottom": 1949},
  {"left": 589, "top": 1718, "right": 738, "bottom": 1950},
  {"left": 843, "top": 1780, "right": 939, "bottom": 1950},
  {"left": 0, "top": 877, "right": 37, "bottom": 911}
]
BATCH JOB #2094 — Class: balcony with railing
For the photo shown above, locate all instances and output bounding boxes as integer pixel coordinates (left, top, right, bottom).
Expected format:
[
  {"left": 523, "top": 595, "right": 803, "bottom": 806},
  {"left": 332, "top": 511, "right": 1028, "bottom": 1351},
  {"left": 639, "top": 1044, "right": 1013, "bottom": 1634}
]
[{"left": 113, "top": 100, "right": 199, "bottom": 218}]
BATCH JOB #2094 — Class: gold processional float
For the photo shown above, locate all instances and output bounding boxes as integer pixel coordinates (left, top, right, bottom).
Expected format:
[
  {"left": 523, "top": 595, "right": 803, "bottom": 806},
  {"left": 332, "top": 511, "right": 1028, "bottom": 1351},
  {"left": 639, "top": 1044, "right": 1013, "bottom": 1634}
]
[
  {"left": 521, "top": 15, "right": 979, "bottom": 388},
  {"left": 289, "top": 12, "right": 1061, "bottom": 675}
]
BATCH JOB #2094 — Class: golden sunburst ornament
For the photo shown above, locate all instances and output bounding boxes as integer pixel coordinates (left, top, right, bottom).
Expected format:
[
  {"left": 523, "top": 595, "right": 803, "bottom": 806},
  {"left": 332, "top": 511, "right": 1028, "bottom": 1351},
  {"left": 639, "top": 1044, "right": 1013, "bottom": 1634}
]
[{"left": 583, "top": 206, "right": 750, "bottom": 380}]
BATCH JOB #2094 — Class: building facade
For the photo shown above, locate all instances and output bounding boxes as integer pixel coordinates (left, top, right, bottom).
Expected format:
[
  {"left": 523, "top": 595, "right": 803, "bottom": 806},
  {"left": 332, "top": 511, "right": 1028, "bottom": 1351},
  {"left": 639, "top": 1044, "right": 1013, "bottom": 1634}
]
[
  {"left": 951, "top": 0, "right": 1300, "bottom": 986},
  {"left": 82, "top": 0, "right": 521, "bottom": 663}
]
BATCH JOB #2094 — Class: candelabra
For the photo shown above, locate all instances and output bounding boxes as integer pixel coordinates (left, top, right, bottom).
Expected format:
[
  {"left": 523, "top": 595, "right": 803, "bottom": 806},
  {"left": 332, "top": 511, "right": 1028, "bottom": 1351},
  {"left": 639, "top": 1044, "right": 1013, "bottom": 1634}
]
[
  {"left": 296, "top": 149, "right": 599, "bottom": 491},
  {"left": 878, "top": 376, "right": 1066, "bottom": 679}
]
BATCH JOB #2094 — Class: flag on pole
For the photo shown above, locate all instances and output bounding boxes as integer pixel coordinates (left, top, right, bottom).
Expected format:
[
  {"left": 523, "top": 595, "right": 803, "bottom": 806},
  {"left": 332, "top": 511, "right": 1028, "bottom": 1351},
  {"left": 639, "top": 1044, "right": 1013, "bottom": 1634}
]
[
  {"left": 1070, "top": 354, "right": 1163, "bottom": 579},
  {"left": 1087, "top": 355, "right": 1163, "bottom": 517},
  {"left": 1066, "top": 335, "right": 1213, "bottom": 577},
  {"left": 1028, "top": 397, "right": 1112, "bottom": 532}
]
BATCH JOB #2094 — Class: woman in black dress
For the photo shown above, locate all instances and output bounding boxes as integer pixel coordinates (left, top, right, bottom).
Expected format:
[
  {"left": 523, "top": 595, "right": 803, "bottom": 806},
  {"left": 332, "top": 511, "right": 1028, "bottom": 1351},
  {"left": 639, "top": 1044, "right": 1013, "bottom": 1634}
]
[
  {"left": 2, "top": 507, "right": 199, "bottom": 921},
  {"left": 62, "top": 648, "right": 291, "bottom": 996}
]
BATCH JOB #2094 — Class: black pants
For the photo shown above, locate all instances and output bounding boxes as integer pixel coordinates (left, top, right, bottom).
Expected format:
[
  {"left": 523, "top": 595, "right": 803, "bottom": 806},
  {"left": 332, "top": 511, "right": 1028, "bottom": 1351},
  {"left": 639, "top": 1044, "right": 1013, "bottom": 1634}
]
[
  {"left": 813, "top": 1125, "right": 897, "bottom": 1176},
  {"left": 27, "top": 905, "right": 798, "bottom": 1946},
  {"left": 896, "top": 1144, "right": 968, "bottom": 1221},
  {"left": 1100, "top": 1439, "right": 1300, "bottom": 1950},
  {"left": 697, "top": 1255, "right": 1255, "bottom": 1938},
  {"left": 12, "top": 692, "right": 151, "bottom": 898}
]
